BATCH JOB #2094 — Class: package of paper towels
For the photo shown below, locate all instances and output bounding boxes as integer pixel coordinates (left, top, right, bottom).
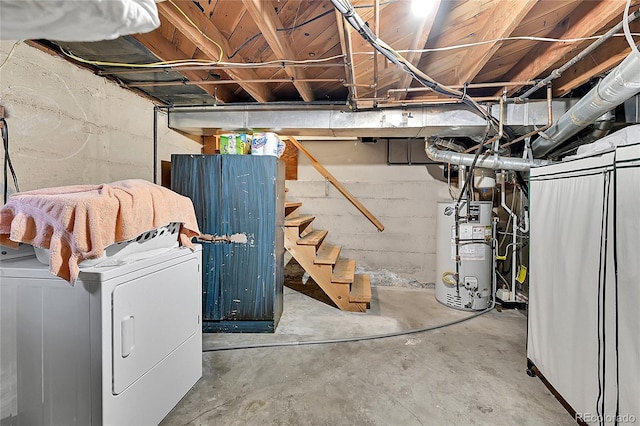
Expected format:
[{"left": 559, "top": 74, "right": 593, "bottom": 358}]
[{"left": 251, "top": 132, "right": 285, "bottom": 157}]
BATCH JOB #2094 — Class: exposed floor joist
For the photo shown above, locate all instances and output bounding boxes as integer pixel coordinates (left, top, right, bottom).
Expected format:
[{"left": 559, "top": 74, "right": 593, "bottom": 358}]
[
  {"left": 456, "top": 0, "right": 537, "bottom": 86},
  {"left": 132, "top": 30, "right": 234, "bottom": 103},
  {"left": 390, "top": 0, "right": 442, "bottom": 101},
  {"left": 503, "top": 0, "right": 626, "bottom": 95},
  {"left": 553, "top": 37, "right": 632, "bottom": 96},
  {"left": 242, "top": 0, "right": 314, "bottom": 102},
  {"left": 335, "top": 9, "right": 357, "bottom": 104},
  {"left": 47, "top": 0, "right": 639, "bottom": 109},
  {"left": 157, "top": 0, "right": 274, "bottom": 103}
]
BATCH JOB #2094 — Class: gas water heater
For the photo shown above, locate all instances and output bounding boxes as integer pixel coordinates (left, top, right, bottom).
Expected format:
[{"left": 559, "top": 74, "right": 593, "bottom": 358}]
[{"left": 436, "top": 200, "right": 493, "bottom": 310}]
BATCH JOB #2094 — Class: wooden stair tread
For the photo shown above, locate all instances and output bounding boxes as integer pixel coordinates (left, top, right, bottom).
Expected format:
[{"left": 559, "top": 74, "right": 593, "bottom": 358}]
[
  {"left": 285, "top": 201, "right": 302, "bottom": 219},
  {"left": 332, "top": 259, "right": 356, "bottom": 284},
  {"left": 350, "top": 274, "right": 371, "bottom": 303},
  {"left": 297, "top": 230, "right": 327, "bottom": 246},
  {"left": 314, "top": 244, "right": 341, "bottom": 265},
  {"left": 285, "top": 215, "right": 314, "bottom": 227}
]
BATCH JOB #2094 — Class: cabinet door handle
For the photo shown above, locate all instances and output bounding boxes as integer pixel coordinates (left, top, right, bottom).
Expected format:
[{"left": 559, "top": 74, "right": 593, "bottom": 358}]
[{"left": 121, "top": 315, "right": 135, "bottom": 358}]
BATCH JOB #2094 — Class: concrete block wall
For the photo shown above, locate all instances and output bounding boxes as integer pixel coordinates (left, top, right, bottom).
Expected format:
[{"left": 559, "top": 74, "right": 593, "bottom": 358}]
[
  {"left": 0, "top": 42, "right": 454, "bottom": 284},
  {"left": 0, "top": 41, "right": 201, "bottom": 193},
  {"left": 286, "top": 139, "right": 452, "bottom": 284}
]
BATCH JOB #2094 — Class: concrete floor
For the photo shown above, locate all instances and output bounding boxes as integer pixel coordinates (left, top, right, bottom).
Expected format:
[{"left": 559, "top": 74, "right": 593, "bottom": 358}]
[{"left": 161, "top": 275, "right": 574, "bottom": 425}]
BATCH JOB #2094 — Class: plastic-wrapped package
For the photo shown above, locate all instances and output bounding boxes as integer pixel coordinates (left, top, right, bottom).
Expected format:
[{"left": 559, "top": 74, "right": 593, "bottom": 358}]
[
  {"left": 251, "top": 132, "right": 285, "bottom": 157},
  {"left": 219, "top": 134, "right": 250, "bottom": 155}
]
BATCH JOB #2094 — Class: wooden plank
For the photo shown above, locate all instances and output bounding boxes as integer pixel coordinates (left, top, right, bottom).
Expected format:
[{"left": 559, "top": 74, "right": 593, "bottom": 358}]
[
  {"left": 157, "top": 0, "right": 273, "bottom": 102},
  {"left": 161, "top": 160, "right": 171, "bottom": 189},
  {"left": 242, "top": 0, "right": 315, "bottom": 101},
  {"left": 314, "top": 244, "right": 341, "bottom": 266},
  {"left": 335, "top": 9, "right": 357, "bottom": 102},
  {"left": 286, "top": 137, "right": 384, "bottom": 232},
  {"left": 202, "top": 135, "right": 219, "bottom": 154},
  {"left": 282, "top": 138, "right": 298, "bottom": 180},
  {"left": 350, "top": 274, "right": 371, "bottom": 303},
  {"left": 284, "top": 228, "right": 364, "bottom": 312},
  {"left": 332, "top": 259, "right": 356, "bottom": 284},
  {"left": 503, "top": 0, "right": 626, "bottom": 94},
  {"left": 297, "top": 230, "right": 327, "bottom": 247},
  {"left": 452, "top": 0, "right": 536, "bottom": 85},
  {"left": 132, "top": 30, "right": 234, "bottom": 103},
  {"left": 284, "top": 215, "right": 315, "bottom": 227},
  {"left": 552, "top": 34, "right": 634, "bottom": 96},
  {"left": 285, "top": 201, "right": 302, "bottom": 219},
  {"left": 391, "top": 0, "right": 441, "bottom": 100},
  {"left": 209, "top": 0, "right": 244, "bottom": 38}
]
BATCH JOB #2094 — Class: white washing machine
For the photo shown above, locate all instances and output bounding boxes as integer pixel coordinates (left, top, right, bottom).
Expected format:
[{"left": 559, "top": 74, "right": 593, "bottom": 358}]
[{"left": 0, "top": 245, "right": 202, "bottom": 426}]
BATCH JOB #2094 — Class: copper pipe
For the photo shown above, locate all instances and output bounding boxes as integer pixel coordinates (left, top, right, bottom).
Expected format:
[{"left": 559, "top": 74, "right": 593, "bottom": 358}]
[
  {"left": 501, "top": 84, "right": 553, "bottom": 148},
  {"left": 128, "top": 78, "right": 345, "bottom": 87},
  {"left": 463, "top": 96, "right": 504, "bottom": 153},
  {"left": 386, "top": 81, "right": 537, "bottom": 97},
  {"left": 343, "top": 83, "right": 376, "bottom": 88},
  {"left": 100, "top": 62, "right": 345, "bottom": 75},
  {"left": 462, "top": 84, "right": 553, "bottom": 153},
  {"left": 366, "top": 96, "right": 502, "bottom": 106},
  {"left": 373, "top": 0, "right": 380, "bottom": 102}
]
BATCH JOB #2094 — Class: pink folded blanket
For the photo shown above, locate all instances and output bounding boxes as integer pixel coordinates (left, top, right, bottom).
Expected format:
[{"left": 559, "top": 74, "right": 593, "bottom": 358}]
[{"left": 0, "top": 179, "right": 201, "bottom": 284}]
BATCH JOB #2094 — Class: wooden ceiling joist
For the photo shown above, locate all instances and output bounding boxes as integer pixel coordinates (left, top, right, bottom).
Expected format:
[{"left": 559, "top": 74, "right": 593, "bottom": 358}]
[
  {"left": 132, "top": 30, "right": 234, "bottom": 103},
  {"left": 456, "top": 0, "right": 537, "bottom": 86},
  {"left": 242, "top": 0, "right": 315, "bottom": 102},
  {"left": 552, "top": 38, "right": 632, "bottom": 96},
  {"left": 335, "top": 9, "right": 357, "bottom": 103},
  {"left": 54, "top": 0, "right": 637, "bottom": 108},
  {"left": 157, "top": 0, "right": 274, "bottom": 103},
  {"left": 391, "top": 0, "right": 441, "bottom": 101},
  {"left": 503, "top": 0, "right": 627, "bottom": 95}
]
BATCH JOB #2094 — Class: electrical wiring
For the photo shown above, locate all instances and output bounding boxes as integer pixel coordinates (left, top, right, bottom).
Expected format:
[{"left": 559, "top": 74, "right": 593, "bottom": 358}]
[
  {"left": 60, "top": 48, "right": 346, "bottom": 69},
  {"left": 390, "top": 33, "right": 640, "bottom": 55},
  {"left": 202, "top": 304, "right": 495, "bottom": 352},
  {"left": 227, "top": 1, "right": 395, "bottom": 59},
  {"left": 623, "top": 0, "right": 640, "bottom": 59},
  {"left": 0, "top": 40, "right": 21, "bottom": 71},
  {"left": 167, "top": 0, "right": 224, "bottom": 62},
  {"left": 222, "top": 55, "right": 346, "bottom": 67},
  {"left": 61, "top": 49, "right": 217, "bottom": 68},
  {"left": 2, "top": 117, "right": 20, "bottom": 204},
  {"left": 330, "top": 0, "right": 498, "bottom": 127},
  {"left": 86, "top": 51, "right": 337, "bottom": 70}
]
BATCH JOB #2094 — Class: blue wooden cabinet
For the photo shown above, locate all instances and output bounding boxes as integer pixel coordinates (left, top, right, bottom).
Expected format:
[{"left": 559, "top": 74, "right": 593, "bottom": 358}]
[{"left": 171, "top": 154, "right": 285, "bottom": 332}]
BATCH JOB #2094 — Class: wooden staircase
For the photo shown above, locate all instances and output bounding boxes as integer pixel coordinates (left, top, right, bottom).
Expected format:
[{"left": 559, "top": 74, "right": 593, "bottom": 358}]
[{"left": 284, "top": 201, "right": 372, "bottom": 312}]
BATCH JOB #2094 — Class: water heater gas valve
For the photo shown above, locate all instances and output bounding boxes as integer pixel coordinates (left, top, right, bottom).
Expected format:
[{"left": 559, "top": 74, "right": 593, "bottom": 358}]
[{"left": 463, "top": 276, "right": 478, "bottom": 291}]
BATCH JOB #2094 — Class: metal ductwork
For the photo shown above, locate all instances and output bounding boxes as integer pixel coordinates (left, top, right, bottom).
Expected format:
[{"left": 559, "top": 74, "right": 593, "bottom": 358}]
[
  {"left": 531, "top": 48, "right": 640, "bottom": 158},
  {"left": 167, "top": 100, "right": 575, "bottom": 139},
  {"left": 424, "top": 139, "right": 551, "bottom": 172}
]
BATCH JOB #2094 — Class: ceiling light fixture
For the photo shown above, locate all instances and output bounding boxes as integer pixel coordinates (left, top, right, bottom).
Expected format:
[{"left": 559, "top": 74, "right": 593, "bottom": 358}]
[{"left": 411, "top": 0, "right": 434, "bottom": 18}]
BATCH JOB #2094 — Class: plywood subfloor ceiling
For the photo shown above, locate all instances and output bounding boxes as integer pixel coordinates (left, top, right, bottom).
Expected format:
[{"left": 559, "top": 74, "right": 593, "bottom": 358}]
[{"left": 56, "top": 0, "right": 640, "bottom": 108}]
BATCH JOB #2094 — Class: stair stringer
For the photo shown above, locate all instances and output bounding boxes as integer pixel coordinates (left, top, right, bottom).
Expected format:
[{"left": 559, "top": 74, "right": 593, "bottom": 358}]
[{"left": 284, "top": 227, "right": 366, "bottom": 312}]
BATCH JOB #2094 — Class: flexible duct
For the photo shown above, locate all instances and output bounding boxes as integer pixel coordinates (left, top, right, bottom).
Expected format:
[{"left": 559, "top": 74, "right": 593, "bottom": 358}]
[
  {"left": 531, "top": 48, "right": 640, "bottom": 158},
  {"left": 424, "top": 139, "right": 550, "bottom": 172}
]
